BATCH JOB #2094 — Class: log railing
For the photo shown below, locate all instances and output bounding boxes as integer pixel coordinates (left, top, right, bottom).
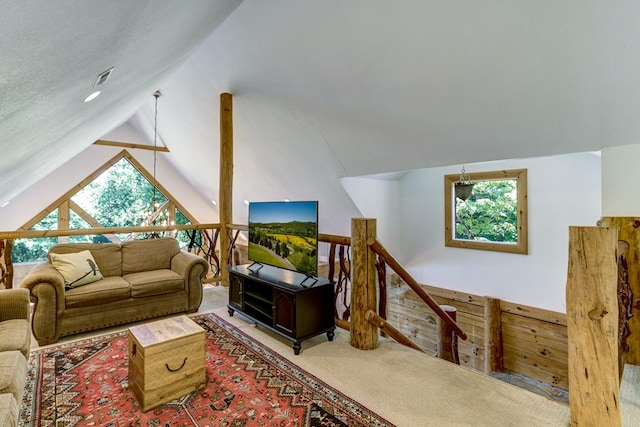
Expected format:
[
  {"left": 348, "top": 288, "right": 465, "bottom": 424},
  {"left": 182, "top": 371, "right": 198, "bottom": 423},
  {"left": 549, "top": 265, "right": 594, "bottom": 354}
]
[
  {"left": 0, "top": 223, "right": 224, "bottom": 288},
  {"left": 370, "top": 239, "right": 467, "bottom": 340},
  {"left": 2, "top": 219, "right": 466, "bottom": 360},
  {"left": 319, "top": 224, "right": 467, "bottom": 359}
]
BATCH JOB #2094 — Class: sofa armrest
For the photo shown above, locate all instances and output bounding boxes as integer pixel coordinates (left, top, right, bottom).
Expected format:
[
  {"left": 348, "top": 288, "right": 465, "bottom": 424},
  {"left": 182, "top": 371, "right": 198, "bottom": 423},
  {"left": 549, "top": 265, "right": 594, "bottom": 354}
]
[
  {"left": 19, "top": 262, "right": 66, "bottom": 343},
  {"left": 171, "top": 250, "right": 209, "bottom": 310},
  {"left": 0, "top": 288, "right": 30, "bottom": 322}
]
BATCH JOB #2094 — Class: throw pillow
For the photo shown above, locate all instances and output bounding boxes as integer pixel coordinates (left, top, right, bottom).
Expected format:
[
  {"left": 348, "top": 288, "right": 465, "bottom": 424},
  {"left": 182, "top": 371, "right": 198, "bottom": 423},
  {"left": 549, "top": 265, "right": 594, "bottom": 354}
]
[{"left": 50, "top": 250, "right": 104, "bottom": 289}]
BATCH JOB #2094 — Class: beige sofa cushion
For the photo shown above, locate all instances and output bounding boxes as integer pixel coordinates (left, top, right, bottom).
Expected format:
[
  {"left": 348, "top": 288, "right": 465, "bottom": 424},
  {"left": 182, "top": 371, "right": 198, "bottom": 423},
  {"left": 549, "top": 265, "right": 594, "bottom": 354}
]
[
  {"left": 65, "top": 276, "right": 131, "bottom": 309},
  {"left": 50, "top": 243, "right": 122, "bottom": 277},
  {"left": 124, "top": 269, "right": 184, "bottom": 297},
  {"left": 0, "top": 393, "right": 17, "bottom": 427},
  {"left": 121, "top": 238, "right": 180, "bottom": 274},
  {"left": 0, "top": 351, "right": 27, "bottom": 406},
  {"left": 0, "top": 319, "right": 31, "bottom": 359},
  {"left": 50, "top": 250, "right": 104, "bottom": 288}
]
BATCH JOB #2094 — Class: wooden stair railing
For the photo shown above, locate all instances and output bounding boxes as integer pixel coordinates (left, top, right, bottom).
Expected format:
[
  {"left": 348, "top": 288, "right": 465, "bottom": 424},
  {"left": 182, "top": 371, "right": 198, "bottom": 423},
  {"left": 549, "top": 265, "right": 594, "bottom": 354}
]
[
  {"left": 319, "top": 231, "right": 467, "bottom": 358},
  {"left": 369, "top": 239, "right": 467, "bottom": 341},
  {"left": 365, "top": 310, "right": 424, "bottom": 353}
]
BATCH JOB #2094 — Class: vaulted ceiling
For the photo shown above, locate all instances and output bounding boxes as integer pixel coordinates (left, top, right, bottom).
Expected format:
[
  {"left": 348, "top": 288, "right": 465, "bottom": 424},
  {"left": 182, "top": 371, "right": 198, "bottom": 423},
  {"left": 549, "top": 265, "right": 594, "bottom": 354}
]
[{"left": 3, "top": 1, "right": 640, "bottom": 233}]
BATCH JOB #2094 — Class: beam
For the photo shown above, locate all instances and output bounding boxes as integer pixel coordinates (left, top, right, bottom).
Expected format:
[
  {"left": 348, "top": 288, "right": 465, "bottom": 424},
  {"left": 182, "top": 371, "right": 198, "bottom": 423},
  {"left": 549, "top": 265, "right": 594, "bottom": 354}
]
[
  {"left": 93, "top": 140, "right": 170, "bottom": 152},
  {"left": 219, "top": 93, "right": 233, "bottom": 286}
]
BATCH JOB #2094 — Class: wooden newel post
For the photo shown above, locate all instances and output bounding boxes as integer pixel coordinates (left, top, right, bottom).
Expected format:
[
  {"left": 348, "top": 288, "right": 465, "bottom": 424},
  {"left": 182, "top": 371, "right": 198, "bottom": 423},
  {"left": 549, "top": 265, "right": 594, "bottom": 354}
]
[
  {"left": 350, "top": 218, "right": 378, "bottom": 350},
  {"left": 219, "top": 93, "right": 233, "bottom": 286},
  {"left": 484, "top": 297, "right": 503, "bottom": 374},
  {"left": 437, "top": 304, "right": 458, "bottom": 363},
  {"left": 567, "top": 226, "right": 620, "bottom": 427}
]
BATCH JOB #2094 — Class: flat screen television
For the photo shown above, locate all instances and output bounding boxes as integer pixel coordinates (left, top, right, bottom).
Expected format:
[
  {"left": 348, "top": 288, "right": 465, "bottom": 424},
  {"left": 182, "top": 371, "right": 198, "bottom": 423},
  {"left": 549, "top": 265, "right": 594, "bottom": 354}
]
[{"left": 248, "top": 200, "right": 318, "bottom": 277}]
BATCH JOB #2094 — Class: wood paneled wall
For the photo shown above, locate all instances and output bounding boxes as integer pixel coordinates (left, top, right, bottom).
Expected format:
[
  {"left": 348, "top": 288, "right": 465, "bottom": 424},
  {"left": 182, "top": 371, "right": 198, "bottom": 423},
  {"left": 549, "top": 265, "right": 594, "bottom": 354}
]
[{"left": 386, "top": 274, "right": 568, "bottom": 392}]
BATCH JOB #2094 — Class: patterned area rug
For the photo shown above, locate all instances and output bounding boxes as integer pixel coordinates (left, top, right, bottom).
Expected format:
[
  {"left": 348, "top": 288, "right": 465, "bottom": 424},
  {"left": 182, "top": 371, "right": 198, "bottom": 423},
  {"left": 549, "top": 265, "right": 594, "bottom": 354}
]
[{"left": 20, "top": 313, "right": 393, "bottom": 426}]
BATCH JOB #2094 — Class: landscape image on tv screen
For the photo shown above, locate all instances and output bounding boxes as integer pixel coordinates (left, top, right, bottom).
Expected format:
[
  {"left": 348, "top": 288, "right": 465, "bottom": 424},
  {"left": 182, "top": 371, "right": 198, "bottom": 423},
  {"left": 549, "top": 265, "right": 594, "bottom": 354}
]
[{"left": 248, "top": 201, "right": 318, "bottom": 277}]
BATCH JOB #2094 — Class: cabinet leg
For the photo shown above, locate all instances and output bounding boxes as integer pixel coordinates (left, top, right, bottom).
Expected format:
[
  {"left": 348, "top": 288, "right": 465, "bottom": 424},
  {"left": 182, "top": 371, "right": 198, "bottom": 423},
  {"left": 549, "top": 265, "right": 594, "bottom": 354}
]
[
  {"left": 326, "top": 330, "right": 335, "bottom": 341},
  {"left": 228, "top": 307, "right": 235, "bottom": 316},
  {"left": 293, "top": 342, "right": 301, "bottom": 355}
]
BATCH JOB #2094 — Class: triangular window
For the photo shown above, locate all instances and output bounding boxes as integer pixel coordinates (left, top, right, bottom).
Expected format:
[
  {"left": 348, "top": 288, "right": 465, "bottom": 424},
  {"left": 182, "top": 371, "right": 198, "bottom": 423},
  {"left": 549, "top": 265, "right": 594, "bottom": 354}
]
[{"left": 12, "top": 150, "right": 196, "bottom": 263}]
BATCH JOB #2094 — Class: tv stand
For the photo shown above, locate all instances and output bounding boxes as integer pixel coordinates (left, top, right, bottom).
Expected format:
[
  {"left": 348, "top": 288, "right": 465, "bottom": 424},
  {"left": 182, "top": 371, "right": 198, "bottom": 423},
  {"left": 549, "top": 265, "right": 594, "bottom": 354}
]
[{"left": 227, "top": 264, "right": 335, "bottom": 354}]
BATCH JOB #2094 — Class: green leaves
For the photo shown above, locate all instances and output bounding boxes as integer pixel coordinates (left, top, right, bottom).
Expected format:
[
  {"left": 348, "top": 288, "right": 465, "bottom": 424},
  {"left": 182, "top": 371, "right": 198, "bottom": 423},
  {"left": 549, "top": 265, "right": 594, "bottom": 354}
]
[{"left": 455, "top": 179, "right": 518, "bottom": 242}]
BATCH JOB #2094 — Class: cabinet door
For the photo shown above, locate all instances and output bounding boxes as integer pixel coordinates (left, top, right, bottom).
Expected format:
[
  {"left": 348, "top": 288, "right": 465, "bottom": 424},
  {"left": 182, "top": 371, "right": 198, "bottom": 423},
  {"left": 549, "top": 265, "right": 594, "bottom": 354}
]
[
  {"left": 273, "top": 290, "right": 295, "bottom": 336},
  {"left": 228, "top": 274, "right": 244, "bottom": 311}
]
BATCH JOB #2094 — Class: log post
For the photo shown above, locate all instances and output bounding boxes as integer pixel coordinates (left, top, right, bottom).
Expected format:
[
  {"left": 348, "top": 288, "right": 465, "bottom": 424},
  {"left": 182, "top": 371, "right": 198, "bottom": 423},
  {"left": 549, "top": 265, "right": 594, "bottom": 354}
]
[
  {"left": 350, "top": 218, "right": 378, "bottom": 350},
  {"left": 219, "top": 93, "right": 233, "bottom": 286},
  {"left": 484, "top": 297, "right": 503, "bottom": 374},
  {"left": 437, "top": 304, "right": 459, "bottom": 364},
  {"left": 567, "top": 226, "right": 621, "bottom": 427},
  {"left": 0, "top": 239, "right": 13, "bottom": 289}
]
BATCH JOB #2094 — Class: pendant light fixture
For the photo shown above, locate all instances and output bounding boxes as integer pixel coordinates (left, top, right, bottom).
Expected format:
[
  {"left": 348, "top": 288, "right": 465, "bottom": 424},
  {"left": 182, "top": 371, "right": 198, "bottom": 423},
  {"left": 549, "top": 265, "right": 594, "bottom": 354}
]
[
  {"left": 151, "top": 90, "right": 161, "bottom": 212},
  {"left": 142, "top": 90, "right": 166, "bottom": 229}
]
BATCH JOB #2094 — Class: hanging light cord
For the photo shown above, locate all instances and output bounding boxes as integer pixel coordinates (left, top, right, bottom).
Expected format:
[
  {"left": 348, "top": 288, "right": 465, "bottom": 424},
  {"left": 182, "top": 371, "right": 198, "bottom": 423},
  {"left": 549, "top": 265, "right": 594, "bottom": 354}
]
[{"left": 152, "top": 91, "right": 160, "bottom": 205}]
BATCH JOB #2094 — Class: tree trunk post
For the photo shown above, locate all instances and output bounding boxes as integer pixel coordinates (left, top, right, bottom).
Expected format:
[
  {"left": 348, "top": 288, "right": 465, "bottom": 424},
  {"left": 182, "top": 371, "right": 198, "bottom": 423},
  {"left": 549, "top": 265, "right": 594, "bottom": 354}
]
[
  {"left": 437, "top": 304, "right": 459, "bottom": 363},
  {"left": 350, "top": 218, "right": 378, "bottom": 350},
  {"left": 219, "top": 93, "right": 233, "bottom": 286},
  {"left": 567, "top": 226, "right": 620, "bottom": 426},
  {"left": 484, "top": 297, "right": 503, "bottom": 374}
]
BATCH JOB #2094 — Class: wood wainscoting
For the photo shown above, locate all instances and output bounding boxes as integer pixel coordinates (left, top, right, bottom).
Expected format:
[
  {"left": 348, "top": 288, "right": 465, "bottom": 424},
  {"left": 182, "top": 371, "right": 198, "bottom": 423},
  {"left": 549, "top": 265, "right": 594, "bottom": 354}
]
[{"left": 386, "top": 274, "right": 568, "bottom": 399}]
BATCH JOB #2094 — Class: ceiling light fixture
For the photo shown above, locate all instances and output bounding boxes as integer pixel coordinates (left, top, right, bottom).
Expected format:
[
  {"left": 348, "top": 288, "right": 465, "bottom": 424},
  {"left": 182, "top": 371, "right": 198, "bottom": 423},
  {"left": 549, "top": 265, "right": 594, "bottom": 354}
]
[
  {"left": 84, "top": 67, "right": 114, "bottom": 103},
  {"left": 83, "top": 90, "right": 101, "bottom": 103}
]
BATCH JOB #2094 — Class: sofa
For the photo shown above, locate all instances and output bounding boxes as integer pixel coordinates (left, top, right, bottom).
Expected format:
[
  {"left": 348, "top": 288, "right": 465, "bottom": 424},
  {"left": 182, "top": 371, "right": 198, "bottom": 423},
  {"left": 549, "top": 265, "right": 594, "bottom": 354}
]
[
  {"left": 0, "top": 288, "right": 31, "bottom": 427},
  {"left": 20, "top": 237, "right": 208, "bottom": 345}
]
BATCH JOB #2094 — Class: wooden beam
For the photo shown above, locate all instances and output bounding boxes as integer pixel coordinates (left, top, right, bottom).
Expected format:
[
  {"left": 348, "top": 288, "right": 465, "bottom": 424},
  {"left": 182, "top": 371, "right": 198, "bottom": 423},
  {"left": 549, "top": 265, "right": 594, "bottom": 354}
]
[
  {"left": 93, "top": 140, "right": 170, "bottom": 152},
  {"left": 219, "top": 93, "right": 233, "bottom": 287},
  {"left": 350, "top": 218, "right": 378, "bottom": 350},
  {"left": 0, "top": 223, "right": 220, "bottom": 240},
  {"left": 567, "top": 226, "right": 620, "bottom": 426}
]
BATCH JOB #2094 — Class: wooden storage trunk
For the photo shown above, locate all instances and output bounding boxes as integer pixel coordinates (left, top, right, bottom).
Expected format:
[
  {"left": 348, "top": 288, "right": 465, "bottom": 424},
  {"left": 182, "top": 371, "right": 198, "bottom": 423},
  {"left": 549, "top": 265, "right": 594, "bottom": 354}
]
[{"left": 128, "top": 315, "right": 206, "bottom": 411}]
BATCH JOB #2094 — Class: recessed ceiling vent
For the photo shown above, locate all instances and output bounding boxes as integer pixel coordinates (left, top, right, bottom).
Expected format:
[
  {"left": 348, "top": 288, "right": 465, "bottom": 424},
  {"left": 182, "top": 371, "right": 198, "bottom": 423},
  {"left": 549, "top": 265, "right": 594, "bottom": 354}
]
[{"left": 94, "top": 67, "right": 114, "bottom": 87}]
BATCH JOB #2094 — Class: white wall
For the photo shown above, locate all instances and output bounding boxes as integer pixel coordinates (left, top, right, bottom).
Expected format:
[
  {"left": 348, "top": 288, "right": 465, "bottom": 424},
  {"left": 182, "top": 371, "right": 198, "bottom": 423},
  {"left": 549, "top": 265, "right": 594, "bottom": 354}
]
[
  {"left": 340, "top": 176, "right": 400, "bottom": 256},
  {"left": 381, "top": 152, "right": 601, "bottom": 313},
  {"left": 601, "top": 144, "right": 640, "bottom": 216}
]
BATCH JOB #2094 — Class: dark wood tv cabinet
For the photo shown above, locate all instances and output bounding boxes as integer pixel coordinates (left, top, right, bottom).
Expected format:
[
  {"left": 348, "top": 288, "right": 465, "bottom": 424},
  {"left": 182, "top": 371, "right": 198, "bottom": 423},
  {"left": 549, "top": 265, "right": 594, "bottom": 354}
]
[{"left": 227, "top": 264, "right": 335, "bottom": 354}]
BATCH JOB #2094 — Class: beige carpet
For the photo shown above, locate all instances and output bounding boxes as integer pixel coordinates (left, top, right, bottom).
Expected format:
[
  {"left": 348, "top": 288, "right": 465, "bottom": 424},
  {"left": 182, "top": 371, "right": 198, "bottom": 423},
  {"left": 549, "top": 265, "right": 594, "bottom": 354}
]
[
  {"left": 213, "top": 303, "right": 570, "bottom": 427},
  {"left": 621, "top": 364, "right": 640, "bottom": 426}
]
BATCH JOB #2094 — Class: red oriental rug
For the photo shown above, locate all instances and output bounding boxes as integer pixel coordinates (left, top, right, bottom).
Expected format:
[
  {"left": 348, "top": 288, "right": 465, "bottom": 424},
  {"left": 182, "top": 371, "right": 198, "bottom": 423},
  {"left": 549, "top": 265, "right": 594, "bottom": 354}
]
[{"left": 19, "top": 313, "right": 393, "bottom": 427}]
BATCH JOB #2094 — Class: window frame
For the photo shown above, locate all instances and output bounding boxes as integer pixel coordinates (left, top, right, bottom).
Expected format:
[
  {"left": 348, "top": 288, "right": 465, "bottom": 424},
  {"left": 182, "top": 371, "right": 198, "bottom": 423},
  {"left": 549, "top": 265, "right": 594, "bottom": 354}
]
[{"left": 444, "top": 168, "right": 528, "bottom": 255}]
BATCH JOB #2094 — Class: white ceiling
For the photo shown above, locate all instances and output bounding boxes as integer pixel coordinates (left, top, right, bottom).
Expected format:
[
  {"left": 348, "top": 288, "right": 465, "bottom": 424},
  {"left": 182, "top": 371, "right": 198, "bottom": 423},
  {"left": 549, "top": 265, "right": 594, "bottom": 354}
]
[{"left": 3, "top": 1, "right": 640, "bottom": 231}]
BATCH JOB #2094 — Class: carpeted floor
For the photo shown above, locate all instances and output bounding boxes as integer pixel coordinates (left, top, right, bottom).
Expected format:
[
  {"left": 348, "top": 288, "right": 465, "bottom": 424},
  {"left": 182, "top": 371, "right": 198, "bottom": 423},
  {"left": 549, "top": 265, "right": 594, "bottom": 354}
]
[
  {"left": 20, "top": 313, "right": 393, "bottom": 426},
  {"left": 24, "top": 286, "right": 580, "bottom": 426}
]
